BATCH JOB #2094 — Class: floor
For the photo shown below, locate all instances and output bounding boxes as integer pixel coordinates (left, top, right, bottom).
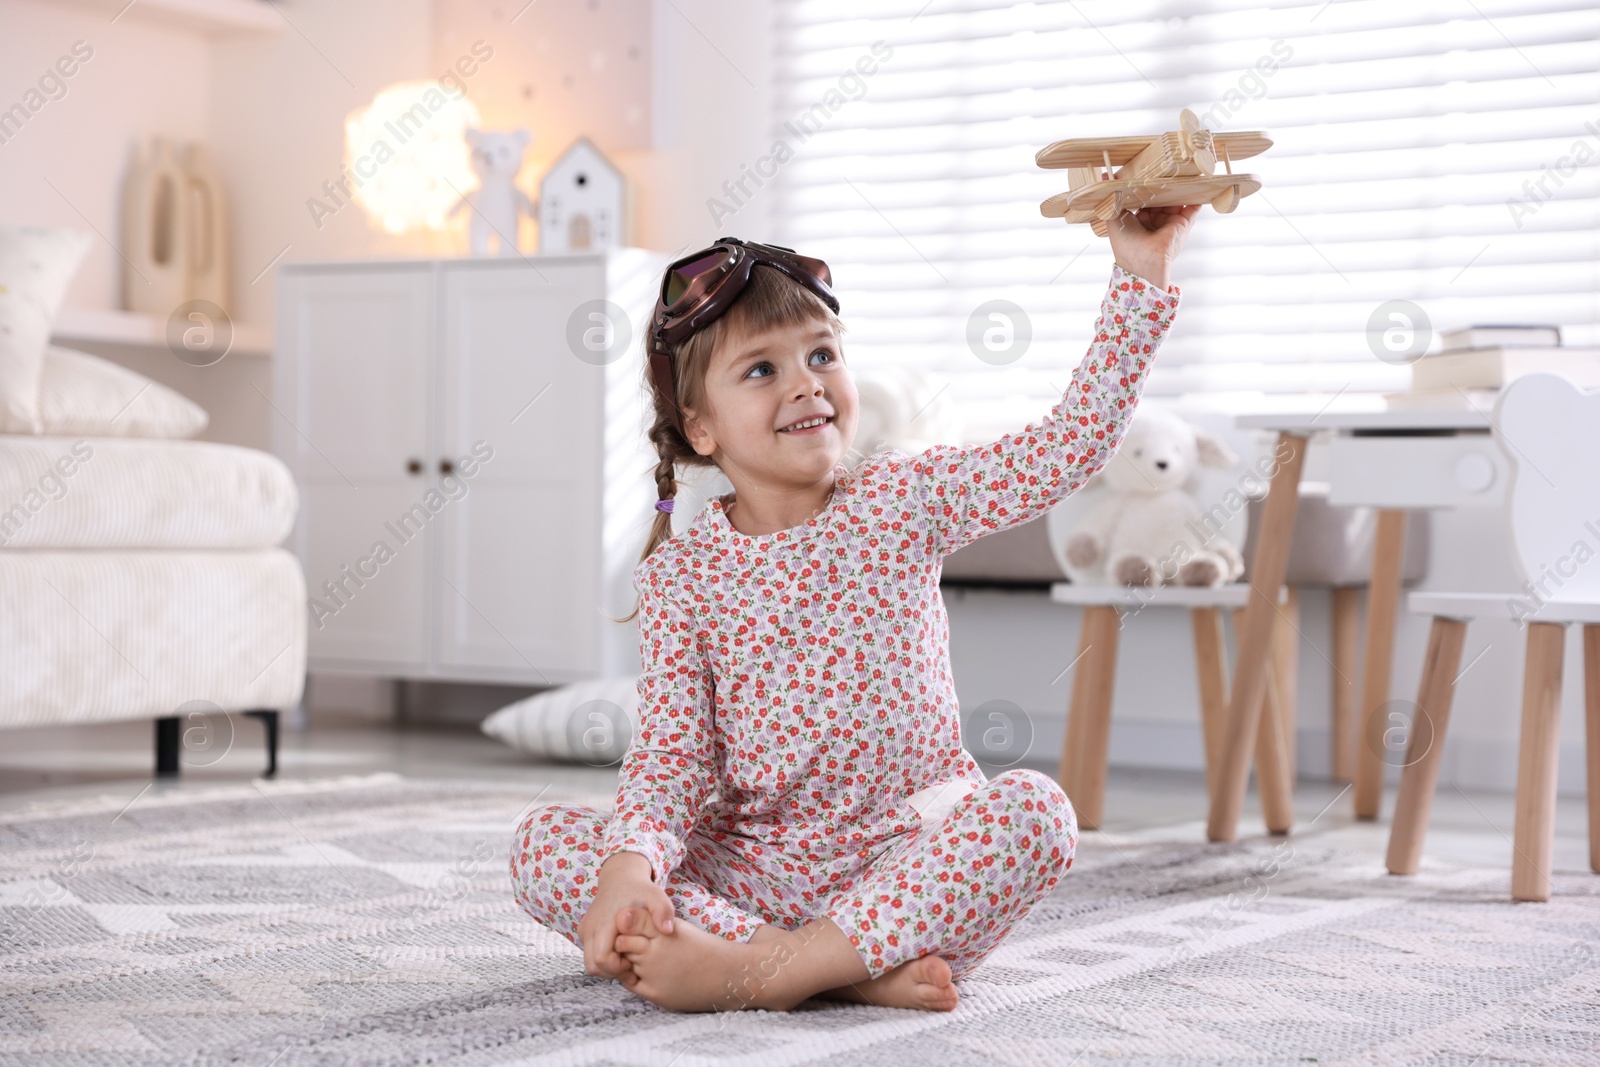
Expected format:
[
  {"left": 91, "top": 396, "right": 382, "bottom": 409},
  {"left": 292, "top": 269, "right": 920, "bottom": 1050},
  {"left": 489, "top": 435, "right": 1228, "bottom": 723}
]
[{"left": 0, "top": 712, "right": 1593, "bottom": 880}]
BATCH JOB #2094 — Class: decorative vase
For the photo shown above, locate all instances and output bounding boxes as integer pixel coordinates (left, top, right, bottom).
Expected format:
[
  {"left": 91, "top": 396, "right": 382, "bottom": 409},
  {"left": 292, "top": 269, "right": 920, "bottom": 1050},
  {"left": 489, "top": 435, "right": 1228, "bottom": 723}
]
[
  {"left": 120, "top": 136, "right": 190, "bottom": 316},
  {"left": 182, "top": 142, "right": 230, "bottom": 311}
]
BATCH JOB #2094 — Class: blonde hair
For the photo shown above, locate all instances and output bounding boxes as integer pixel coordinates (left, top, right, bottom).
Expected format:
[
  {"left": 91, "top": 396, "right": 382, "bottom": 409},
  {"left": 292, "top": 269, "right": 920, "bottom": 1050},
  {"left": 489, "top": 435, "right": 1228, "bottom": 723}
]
[{"left": 615, "top": 262, "right": 846, "bottom": 623}]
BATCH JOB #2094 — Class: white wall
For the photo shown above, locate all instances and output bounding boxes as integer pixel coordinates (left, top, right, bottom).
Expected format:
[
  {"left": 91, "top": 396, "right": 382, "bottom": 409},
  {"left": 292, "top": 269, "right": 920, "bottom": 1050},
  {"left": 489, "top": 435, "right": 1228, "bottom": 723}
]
[
  {"left": 0, "top": 0, "right": 211, "bottom": 311},
  {"left": 628, "top": 0, "right": 775, "bottom": 254},
  {"left": 207, "top": 0, "right": 437, "bottom": 331}
]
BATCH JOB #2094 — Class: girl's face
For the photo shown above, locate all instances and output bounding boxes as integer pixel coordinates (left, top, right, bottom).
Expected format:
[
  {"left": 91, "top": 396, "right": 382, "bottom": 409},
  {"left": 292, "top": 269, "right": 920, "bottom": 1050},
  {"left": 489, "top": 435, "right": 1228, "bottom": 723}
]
[{"left": 682, "top": 315, "right": 858, "bottom": 492}]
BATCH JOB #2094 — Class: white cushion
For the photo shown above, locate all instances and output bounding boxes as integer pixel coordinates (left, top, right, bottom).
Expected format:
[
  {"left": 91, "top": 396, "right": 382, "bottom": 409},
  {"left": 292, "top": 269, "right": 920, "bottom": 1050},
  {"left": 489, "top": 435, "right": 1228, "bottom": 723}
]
[
  {"left": 0, "top": 436, "right": 297, "bottom": 550},
  {"left": 36, "top": 346, "right": 209, "bottom": 438},
  {"left": 480, "top": 677, "right": 638, "bottom": 765},
  {"left": 0, "top": 227, "right": 92, "bottom": 434}
]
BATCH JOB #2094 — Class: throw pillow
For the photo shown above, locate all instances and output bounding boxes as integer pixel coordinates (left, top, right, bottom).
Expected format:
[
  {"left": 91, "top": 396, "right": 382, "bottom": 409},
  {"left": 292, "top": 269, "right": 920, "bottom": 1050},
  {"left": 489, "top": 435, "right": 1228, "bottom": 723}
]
[
  {"left": 36, "top": 346, "right": 209, "bottom": 438},
  {"left": 0, "top": 226, "right": 92, "bottom": 433},
  {"left": 480, "top": 676, "right": 638, "bottom": 765}
]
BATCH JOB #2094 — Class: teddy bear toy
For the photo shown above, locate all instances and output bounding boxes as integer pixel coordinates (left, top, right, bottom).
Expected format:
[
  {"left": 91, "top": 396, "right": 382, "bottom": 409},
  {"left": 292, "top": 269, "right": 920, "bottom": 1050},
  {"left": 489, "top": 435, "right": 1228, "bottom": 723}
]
[
  {"left": 1063, "top": 405, "right": 1246, "bottom": 587},
  {"left": 850, "top": 365, "right": 964, "bottom": 460},
  {"left": 451, "top": 128, "right": 535, "bottom": 256}
]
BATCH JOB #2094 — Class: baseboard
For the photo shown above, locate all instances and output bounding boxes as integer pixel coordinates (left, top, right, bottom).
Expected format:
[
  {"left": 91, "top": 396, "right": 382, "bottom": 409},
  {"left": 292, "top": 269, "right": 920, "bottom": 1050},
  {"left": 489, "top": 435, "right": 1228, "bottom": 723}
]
[{"left": 1017, "top": 712, "right": 1590, "bottom": 798}]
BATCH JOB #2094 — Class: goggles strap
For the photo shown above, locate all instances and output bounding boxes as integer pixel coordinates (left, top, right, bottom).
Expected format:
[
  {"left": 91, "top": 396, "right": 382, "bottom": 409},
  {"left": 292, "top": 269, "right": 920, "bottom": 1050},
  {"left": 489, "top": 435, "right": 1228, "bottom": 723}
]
[{"left": 649, "top": 344, "right": 686, "bottom": 439}]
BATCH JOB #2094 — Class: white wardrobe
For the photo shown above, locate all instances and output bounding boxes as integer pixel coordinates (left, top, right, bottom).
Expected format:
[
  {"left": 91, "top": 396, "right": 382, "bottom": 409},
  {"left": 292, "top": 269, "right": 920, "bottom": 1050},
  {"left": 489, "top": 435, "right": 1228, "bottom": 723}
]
[{"left": 272, "top": 248, "right": 669, "bottom": 686}]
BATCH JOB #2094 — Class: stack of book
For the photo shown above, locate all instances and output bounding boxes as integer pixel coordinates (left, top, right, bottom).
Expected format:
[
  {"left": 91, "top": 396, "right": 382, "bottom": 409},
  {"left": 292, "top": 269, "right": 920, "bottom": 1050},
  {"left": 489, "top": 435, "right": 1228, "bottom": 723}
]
[{"left": 1384, "top": 324, "right": 1600, "bottom": 412}]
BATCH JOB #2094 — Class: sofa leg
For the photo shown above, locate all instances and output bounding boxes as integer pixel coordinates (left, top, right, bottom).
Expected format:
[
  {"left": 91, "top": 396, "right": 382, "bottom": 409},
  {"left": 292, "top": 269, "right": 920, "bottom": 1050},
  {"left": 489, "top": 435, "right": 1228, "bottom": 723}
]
[
  {"left": 244, "top": 710, "right": 280, "bottom": 778},
  {"left": 155, "top": 717, "right": 181, "bottom": 777}
]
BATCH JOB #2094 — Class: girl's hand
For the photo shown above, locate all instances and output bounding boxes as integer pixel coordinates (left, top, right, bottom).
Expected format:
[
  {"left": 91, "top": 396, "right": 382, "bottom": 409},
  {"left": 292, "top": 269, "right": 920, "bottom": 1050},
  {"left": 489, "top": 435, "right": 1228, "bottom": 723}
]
[
  {"left": 1106, "top": 204, "right": 1202, "bottom": 292},
  {"left": 576, "top": 853, "right": 677, "bottom": 981}
]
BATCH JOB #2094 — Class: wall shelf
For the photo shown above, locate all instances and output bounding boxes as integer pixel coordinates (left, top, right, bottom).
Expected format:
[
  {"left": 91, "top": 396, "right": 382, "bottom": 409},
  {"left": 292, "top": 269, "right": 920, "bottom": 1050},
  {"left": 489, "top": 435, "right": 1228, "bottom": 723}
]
[
  {"left": 53, "top": 307, "right": 272, "bottom": 357},
  {"left": 60, "top": 0, "right": 282, "bottom": 35}
]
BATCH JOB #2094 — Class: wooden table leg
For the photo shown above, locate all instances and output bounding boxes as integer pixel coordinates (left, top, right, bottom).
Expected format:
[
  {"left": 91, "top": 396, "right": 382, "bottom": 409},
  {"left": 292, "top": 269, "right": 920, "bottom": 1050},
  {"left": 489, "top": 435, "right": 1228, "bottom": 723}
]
[
  {"left": 1586, "top": 624, "right": 1600, "bottom": 876},
  {"left": 1512, "top": 622, "right": 1566, "bottom": 902},
  {"left": 1331, "top": 586, "right": 1363, "bottom": 782},
  {"left": 1259, "top": 656, "right": 1295, "bottom": 833},
  {"left": 1386, "top": 616, "right": 1467, "bottom": 875},
  {"left": 1275, "top": 586, "right": 1300, "bottom": 785},
  {"left": 1191, "top": 606, "right": 1229, "bottom": 798},
  {"left": 1356, "top": 509, "right": 1407, "bottom": 820},
  {"left": 1233, "top": 606, "right": 1294, "bottom": 834},
  {"left": 1058, "top": 609, "right": 1096, "bottom": 804},
  {"left": 1208, "top": 431, "right": 1306, "bottom": 842},
  {"left": 1062, "top": 604, "right": 1120, "bottom": 832}
]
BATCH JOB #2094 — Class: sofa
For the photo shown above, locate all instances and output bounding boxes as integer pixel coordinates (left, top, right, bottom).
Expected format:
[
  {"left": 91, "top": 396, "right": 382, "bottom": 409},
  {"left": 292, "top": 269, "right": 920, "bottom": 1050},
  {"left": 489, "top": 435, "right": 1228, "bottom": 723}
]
[{"left": 0, "top": 226, "right": 305, "bottom": 777}]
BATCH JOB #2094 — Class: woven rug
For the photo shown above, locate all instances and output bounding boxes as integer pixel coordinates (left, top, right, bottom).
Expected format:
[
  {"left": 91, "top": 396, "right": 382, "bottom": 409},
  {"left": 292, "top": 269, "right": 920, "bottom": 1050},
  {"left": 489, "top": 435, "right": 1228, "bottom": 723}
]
[{"left": 3, "top": 773, "right": 1597, "bottom": 1066}]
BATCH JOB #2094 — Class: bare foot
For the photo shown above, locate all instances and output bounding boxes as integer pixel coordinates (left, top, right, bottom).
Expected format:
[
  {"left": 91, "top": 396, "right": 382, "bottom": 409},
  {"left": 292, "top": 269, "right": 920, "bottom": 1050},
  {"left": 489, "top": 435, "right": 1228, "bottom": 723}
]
[
  {"left": 814, "top": 954, "right": 961, "bottom": 1012},
  {"left": 612, "top": 907, "right": 797, "bottom": 1013},
  {"left": 744, "top": 924, "right": 959, "bottom": 1012}
]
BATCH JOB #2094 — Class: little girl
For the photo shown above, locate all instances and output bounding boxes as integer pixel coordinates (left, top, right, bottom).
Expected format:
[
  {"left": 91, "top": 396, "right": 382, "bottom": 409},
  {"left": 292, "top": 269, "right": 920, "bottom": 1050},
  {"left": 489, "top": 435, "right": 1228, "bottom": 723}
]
[{"left": 512, "top": 206, "right": 1197, "bottom": 1014}]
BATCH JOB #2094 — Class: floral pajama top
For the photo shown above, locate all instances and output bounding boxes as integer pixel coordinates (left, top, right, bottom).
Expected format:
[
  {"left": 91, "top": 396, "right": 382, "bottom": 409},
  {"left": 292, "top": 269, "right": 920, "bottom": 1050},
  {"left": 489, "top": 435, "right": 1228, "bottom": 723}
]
[{"left": 598, "top": 263, "right": 1182, "bottom": 889}]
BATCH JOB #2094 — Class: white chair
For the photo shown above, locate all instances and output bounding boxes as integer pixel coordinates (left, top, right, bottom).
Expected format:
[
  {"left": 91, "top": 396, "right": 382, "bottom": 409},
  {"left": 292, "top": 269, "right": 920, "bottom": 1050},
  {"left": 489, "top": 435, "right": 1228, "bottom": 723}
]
[
  {"left": 1049, "top": 582, "right": 1294, "bottom": 833},
  {"left": 1385, "top": 373, "right": 1600, "bottom": 901},
  {"left": 1040, "top": 407, "right": 1304, "bottom": 832}
]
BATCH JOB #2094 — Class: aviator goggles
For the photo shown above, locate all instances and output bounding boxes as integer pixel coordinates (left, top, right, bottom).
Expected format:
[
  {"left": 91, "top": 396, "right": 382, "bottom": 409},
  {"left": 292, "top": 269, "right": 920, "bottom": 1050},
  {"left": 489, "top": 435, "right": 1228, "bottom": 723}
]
[{"left": 647, "top": 236, "right": 840, "bottom": 437}]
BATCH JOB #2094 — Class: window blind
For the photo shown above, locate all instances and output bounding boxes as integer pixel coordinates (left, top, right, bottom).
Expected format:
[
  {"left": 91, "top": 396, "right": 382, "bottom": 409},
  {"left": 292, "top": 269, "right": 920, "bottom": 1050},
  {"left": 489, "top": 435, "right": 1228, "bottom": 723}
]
[{"left": 766, "top": 0, "right": 1600, "bottom": 431}]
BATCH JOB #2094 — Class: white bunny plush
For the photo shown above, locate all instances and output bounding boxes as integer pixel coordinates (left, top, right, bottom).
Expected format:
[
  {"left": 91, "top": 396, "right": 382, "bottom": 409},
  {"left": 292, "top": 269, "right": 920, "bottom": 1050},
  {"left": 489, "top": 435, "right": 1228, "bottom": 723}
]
[
  {"left": 452, "top": 128, "right": 535, "bottom": 256},
  {"left": 1064, "top": 406, "right": 1245, "bottom": 587}
]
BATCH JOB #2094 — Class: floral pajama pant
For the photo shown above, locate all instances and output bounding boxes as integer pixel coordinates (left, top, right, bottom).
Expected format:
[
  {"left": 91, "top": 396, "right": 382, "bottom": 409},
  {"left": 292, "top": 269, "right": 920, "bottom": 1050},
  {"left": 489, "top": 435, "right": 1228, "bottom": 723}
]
[{"left": 509, "top": 767, "right": 1079, "bottom": 983}]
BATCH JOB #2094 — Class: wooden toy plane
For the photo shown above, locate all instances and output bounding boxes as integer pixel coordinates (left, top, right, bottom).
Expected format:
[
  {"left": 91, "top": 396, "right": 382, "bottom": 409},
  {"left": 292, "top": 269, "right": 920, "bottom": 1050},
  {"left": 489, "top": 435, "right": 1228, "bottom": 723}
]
[{"left": 1036, "top": 108, "right": 1271, "bottom": 236}]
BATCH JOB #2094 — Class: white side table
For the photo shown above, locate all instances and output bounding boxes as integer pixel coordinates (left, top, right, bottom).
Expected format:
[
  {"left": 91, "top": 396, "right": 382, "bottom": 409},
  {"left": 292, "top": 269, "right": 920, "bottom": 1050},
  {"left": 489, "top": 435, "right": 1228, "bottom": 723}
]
[{"left": 1208, "top": 409, "right": 1510, "bottom": 842}]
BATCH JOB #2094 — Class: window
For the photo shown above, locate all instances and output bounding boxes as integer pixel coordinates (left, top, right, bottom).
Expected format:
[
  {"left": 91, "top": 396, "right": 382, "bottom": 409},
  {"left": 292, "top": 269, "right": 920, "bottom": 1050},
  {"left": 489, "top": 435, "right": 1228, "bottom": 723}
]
[{"left": 767, "top": 0, "right": 1599, "bottom": 431}]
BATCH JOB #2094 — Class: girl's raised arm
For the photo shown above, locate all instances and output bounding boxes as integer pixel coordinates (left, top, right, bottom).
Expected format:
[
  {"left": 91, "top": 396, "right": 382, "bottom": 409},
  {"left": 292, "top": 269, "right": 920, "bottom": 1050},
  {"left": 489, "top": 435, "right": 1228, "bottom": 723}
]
[
  {"left": 595, "top": 566, "right": 717, "bottom": 885},
  {"left": 902, "top": 262, "right": 1181, "bottom": 558}
]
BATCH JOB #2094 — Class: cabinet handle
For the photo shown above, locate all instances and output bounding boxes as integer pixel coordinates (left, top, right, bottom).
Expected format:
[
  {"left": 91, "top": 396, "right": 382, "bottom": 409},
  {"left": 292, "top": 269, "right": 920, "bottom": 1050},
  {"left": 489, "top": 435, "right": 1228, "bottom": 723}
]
[
  {"left": 440, "top": 458, "right": 455, "bottom": 475},
  {"left": 406, "top": 458, "right": 423, "bottom": 475}
]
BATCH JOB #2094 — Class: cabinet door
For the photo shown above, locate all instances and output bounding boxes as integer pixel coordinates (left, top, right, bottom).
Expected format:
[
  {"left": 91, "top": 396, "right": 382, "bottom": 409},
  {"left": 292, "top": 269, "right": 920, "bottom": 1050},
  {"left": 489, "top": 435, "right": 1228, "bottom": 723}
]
[
  {"left": 436, "top": 260, "right": 605, "bottom": 679},
  {"left": 275, "top": 267, "right": 435, "bottom": 669}
]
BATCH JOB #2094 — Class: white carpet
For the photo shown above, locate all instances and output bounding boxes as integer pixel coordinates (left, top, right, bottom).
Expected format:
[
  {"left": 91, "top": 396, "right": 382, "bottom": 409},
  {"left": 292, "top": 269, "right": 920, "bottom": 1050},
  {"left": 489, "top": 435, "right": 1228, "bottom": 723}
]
[{"left": 2, "top": 773, "right": 1597, "bottom": 1065}]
